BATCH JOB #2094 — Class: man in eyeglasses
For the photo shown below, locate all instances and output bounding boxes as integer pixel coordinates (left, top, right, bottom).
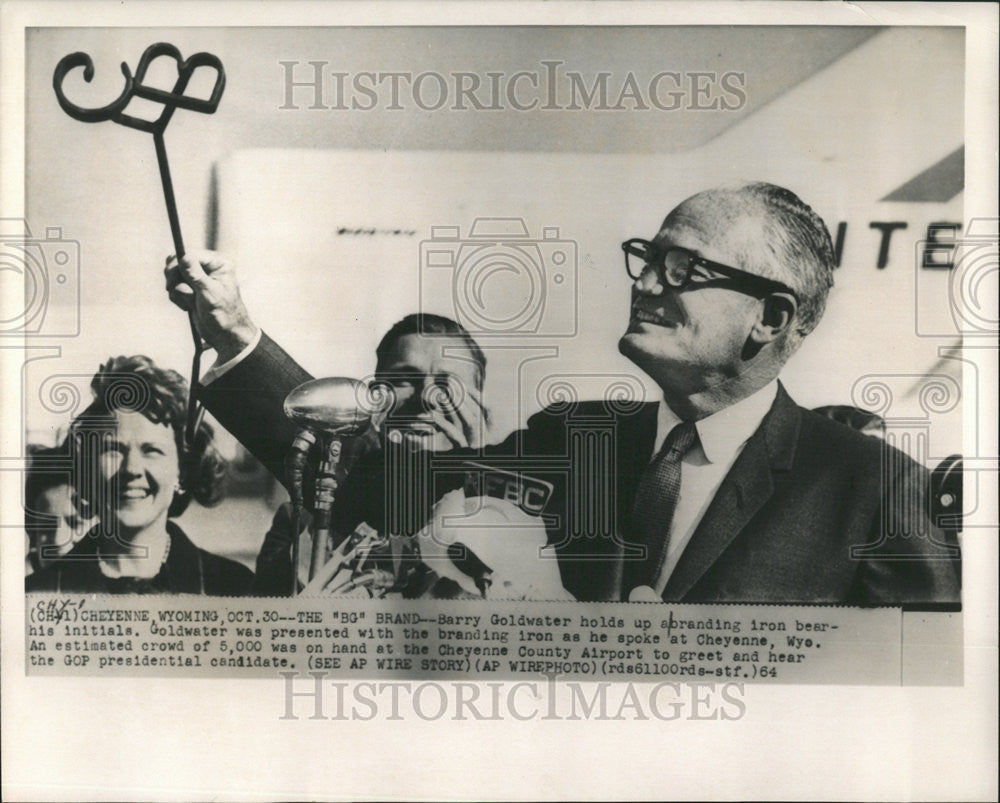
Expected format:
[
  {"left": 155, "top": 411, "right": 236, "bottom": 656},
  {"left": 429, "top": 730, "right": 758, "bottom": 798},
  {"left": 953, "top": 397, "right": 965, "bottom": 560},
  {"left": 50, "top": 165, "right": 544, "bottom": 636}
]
[
  {"left": 595, "top": 181, "right": 959, "bottom": 605},
  {"left": 496, "top": 181, "right": 957, "bottom": 605},
  {"left": 166, "top": 181, "right": 960, "bottom": 606}
]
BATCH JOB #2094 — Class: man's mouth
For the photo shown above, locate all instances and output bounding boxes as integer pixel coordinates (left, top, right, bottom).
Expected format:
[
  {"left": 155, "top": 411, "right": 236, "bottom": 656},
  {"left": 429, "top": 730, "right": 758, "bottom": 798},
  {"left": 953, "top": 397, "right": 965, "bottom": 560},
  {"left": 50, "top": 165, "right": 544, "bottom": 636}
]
[{"left": 630, "top": 307, "right": 676, "bottom": 328}]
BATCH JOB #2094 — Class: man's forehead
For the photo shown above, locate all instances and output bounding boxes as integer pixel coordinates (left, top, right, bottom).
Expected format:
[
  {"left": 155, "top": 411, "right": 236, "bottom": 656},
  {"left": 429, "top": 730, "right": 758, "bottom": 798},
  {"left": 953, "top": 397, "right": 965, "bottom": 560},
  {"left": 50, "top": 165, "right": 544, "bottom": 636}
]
[
  {"left": 657, "top": 192, "right": 766, "bottom": 253},
  {"left": 379, "top": 333, "right": 478, "bottom": 372}
]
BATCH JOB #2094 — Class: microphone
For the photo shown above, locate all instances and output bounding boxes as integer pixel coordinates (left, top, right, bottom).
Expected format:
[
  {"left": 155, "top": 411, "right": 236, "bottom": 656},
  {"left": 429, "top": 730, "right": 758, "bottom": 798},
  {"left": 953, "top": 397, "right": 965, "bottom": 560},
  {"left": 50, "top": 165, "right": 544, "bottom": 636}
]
[
  {"left": 283, "top": 376, "right": 375, "bottom": 437},
  {"left": 285, "top": 430, "right": 316, "bottom": 509},
  {"left": 628, "top": 585, "right": 661, "bottom": 602},
  {"left": 283, "top": 377, "right": 381, "bottom": 583},
  {"left": 283, "top": 429, "right": 317, "bottom": 595}
]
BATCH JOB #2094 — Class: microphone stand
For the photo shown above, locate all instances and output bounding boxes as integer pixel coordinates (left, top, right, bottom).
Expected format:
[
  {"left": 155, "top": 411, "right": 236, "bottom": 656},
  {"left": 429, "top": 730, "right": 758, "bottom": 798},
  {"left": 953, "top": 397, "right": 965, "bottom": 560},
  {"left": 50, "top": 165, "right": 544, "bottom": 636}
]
[
  {"left": 309, "top": 437, "right": 344, "bottom": 580},
  {"left": 285, "top": 429, "right": 316, "bottom": 596}
]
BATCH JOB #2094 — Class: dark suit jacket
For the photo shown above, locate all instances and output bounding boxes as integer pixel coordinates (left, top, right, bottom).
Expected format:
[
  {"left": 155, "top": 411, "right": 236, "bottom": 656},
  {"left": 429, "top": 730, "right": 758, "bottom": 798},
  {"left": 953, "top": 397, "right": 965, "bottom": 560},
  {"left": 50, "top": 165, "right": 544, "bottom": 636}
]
[{"left": 200, "top": 332, "right": 961, "bottom": 608}]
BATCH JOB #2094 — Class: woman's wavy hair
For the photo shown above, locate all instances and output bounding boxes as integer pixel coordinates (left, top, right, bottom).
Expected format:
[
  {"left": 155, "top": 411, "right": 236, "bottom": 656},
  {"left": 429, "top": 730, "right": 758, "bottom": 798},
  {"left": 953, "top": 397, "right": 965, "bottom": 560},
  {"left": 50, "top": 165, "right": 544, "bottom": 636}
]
[{"left": 69, "top": 355, "right": 227, "bottom": 518}]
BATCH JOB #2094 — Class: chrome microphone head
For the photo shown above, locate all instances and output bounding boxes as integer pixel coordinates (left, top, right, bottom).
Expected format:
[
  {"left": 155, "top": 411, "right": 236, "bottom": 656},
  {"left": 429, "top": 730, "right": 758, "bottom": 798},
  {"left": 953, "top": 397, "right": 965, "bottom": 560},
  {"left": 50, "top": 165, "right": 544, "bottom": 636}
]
[{"left": 283, "top": 377, "right": 374, "bottom": 436}]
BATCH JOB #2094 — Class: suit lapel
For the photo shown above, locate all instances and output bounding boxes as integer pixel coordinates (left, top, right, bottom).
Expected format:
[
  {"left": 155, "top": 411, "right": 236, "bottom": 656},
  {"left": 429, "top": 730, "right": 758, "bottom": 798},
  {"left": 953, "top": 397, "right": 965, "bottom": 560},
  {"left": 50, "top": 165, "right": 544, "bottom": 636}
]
[
  {"left": 618, "top": 401, "right": 659, "bottom": 509},
  {"left": 615, "top": 402, "right": 660, "bottom": 597},
  {"left": 553, "top": 400, "right": 658, "bottom": 602},
  {"left": 662, "top": 383, "right": 800, "bottom": 600}
]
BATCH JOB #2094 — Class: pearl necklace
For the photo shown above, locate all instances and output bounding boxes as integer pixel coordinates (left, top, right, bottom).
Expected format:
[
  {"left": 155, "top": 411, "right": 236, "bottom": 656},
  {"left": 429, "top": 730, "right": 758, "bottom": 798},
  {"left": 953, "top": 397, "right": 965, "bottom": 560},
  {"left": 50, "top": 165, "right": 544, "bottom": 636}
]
[{"left": 98, "top": 533, "right": 171, "bottom": 578}]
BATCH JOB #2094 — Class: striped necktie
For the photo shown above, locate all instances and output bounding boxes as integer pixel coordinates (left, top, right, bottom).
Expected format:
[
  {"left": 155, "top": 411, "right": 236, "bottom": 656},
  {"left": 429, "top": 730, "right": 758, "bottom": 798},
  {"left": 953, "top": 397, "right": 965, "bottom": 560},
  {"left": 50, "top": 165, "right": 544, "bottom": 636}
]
[{"left": 629, "top": 421, "right": 699, "bottom": 590}]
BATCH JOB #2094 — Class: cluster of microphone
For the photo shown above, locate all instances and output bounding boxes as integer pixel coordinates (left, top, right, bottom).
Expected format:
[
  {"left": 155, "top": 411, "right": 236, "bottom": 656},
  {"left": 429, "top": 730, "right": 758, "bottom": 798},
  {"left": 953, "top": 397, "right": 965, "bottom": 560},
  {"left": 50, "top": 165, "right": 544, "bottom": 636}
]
[{"left": 282, "top": 376, "right": 494, "bottom": 597}]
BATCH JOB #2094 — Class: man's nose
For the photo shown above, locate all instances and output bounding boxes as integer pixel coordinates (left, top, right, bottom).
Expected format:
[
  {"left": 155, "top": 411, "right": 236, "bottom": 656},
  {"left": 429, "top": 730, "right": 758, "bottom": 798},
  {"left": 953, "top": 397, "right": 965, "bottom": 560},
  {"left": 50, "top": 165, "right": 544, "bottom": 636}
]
[
  {"left": 633, "top": 265, "right": 665, "bottom": 296},
  {"left": 394, "top": 382, "right": 431, "bottom": 414}
]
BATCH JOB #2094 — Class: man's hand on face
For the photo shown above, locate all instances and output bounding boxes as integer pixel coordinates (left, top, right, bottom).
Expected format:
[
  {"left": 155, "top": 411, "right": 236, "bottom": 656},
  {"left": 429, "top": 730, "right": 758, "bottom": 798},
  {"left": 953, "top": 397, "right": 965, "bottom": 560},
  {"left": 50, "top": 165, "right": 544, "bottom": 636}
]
[
  {"left": 164, "top": 250, "right": 260, "bottom": 363},
  {"left": 374, "top": 330, "right": 490, "bottom": 452},
  {"left": 377, "top": 373, "right": 489, "bottom": 451},
  {"left": 428, "top": 374, "right": 488, "bottom": 449}
]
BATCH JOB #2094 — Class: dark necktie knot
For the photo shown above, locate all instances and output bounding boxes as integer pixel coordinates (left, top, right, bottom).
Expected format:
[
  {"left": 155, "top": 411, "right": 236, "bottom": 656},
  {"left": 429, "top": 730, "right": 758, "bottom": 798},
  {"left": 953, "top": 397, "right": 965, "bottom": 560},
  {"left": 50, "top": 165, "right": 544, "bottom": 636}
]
[{"left": 662, "top": 421, "right": 698, "bottom": 458}]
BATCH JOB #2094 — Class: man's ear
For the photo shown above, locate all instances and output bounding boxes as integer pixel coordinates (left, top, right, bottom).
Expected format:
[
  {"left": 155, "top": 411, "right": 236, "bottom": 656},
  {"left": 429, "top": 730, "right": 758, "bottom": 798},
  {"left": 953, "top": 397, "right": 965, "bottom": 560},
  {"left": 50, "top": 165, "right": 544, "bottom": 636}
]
[{"left": 751, "top": 293, "right": 797, "bottom": 344}]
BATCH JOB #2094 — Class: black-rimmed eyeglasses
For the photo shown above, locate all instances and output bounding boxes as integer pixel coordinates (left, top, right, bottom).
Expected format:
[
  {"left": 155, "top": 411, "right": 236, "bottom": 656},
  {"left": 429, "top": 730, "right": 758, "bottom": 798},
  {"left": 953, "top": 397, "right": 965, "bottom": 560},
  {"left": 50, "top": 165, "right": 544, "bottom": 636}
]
[{"left": 622, "top": 238, "right": 797, "bottom": 299}]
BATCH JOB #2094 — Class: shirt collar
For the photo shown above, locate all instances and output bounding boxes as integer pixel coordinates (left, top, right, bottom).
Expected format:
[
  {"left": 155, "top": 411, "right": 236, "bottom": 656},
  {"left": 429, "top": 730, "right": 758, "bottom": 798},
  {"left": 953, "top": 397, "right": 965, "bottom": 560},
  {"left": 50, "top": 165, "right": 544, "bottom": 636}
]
[{"left": 656, "top": 380, "right": 778, "bottom": 464}]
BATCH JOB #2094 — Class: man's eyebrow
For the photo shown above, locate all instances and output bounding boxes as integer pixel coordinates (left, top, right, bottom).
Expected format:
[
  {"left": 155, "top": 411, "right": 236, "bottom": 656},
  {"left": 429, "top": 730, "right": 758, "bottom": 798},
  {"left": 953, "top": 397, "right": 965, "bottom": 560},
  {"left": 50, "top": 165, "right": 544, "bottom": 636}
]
[
  {"left": 653, "top": 238, "right": 703, "bottom": 261},
  {"left": 653, "top": 236, "right": 689, "bottom": 253}
]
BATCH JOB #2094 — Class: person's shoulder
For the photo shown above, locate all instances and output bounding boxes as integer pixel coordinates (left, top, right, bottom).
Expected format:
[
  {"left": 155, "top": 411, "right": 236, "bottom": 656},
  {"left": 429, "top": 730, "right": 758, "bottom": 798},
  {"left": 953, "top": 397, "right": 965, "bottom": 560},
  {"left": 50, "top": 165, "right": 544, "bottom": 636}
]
[
  {"left": 795, "top": 404, "right": 929, "bottom": 480},
  {"left": 496, "top": 399, "right": 655, "bottom": 454},
  {"left": 197, "top": 548, "right": 255, "bottom": 596},
  {"left": 169, "top": 523, "right": 255, "bottom": 595},
  {"left": 202, "top": 550, "right": 254, "bottom": 586},
  {"left": 798, "top": 406, "right": 883, "bottom": 454},
  {"left": 527, "top": 399, "right": 656, "bottom": 427},
  {"left": 25, "top": 560, "right": 97, "bottom": 593},
  {"left": 25, "top": 538, "right": 100, "bottom": 592},
  {"left": 25, "top": 566, "right": 58, "bottom": 592}
]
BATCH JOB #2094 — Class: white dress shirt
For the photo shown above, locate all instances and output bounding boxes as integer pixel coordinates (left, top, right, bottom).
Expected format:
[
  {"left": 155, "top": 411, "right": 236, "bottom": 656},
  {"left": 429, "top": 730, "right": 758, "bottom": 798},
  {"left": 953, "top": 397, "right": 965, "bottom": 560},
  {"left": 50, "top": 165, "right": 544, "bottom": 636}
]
[{"left": 650, "top": 380, "right": 778, "bottom": 595}]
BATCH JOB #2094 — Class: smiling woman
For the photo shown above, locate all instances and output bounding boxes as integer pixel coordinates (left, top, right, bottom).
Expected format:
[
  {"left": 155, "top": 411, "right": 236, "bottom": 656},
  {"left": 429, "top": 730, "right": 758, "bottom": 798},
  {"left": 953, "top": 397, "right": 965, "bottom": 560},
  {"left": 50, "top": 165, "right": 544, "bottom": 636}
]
[{"left": 26, "top": 356, "right": 253, "bottom": 595}]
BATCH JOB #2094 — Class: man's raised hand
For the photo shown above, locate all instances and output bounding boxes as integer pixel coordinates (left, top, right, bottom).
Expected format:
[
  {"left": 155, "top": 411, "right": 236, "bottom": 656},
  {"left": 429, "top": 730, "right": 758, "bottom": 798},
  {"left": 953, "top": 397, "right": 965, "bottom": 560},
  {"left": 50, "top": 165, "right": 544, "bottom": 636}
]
[{"left": 164, "top": 250, "right": 259, "bottom": 363}]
